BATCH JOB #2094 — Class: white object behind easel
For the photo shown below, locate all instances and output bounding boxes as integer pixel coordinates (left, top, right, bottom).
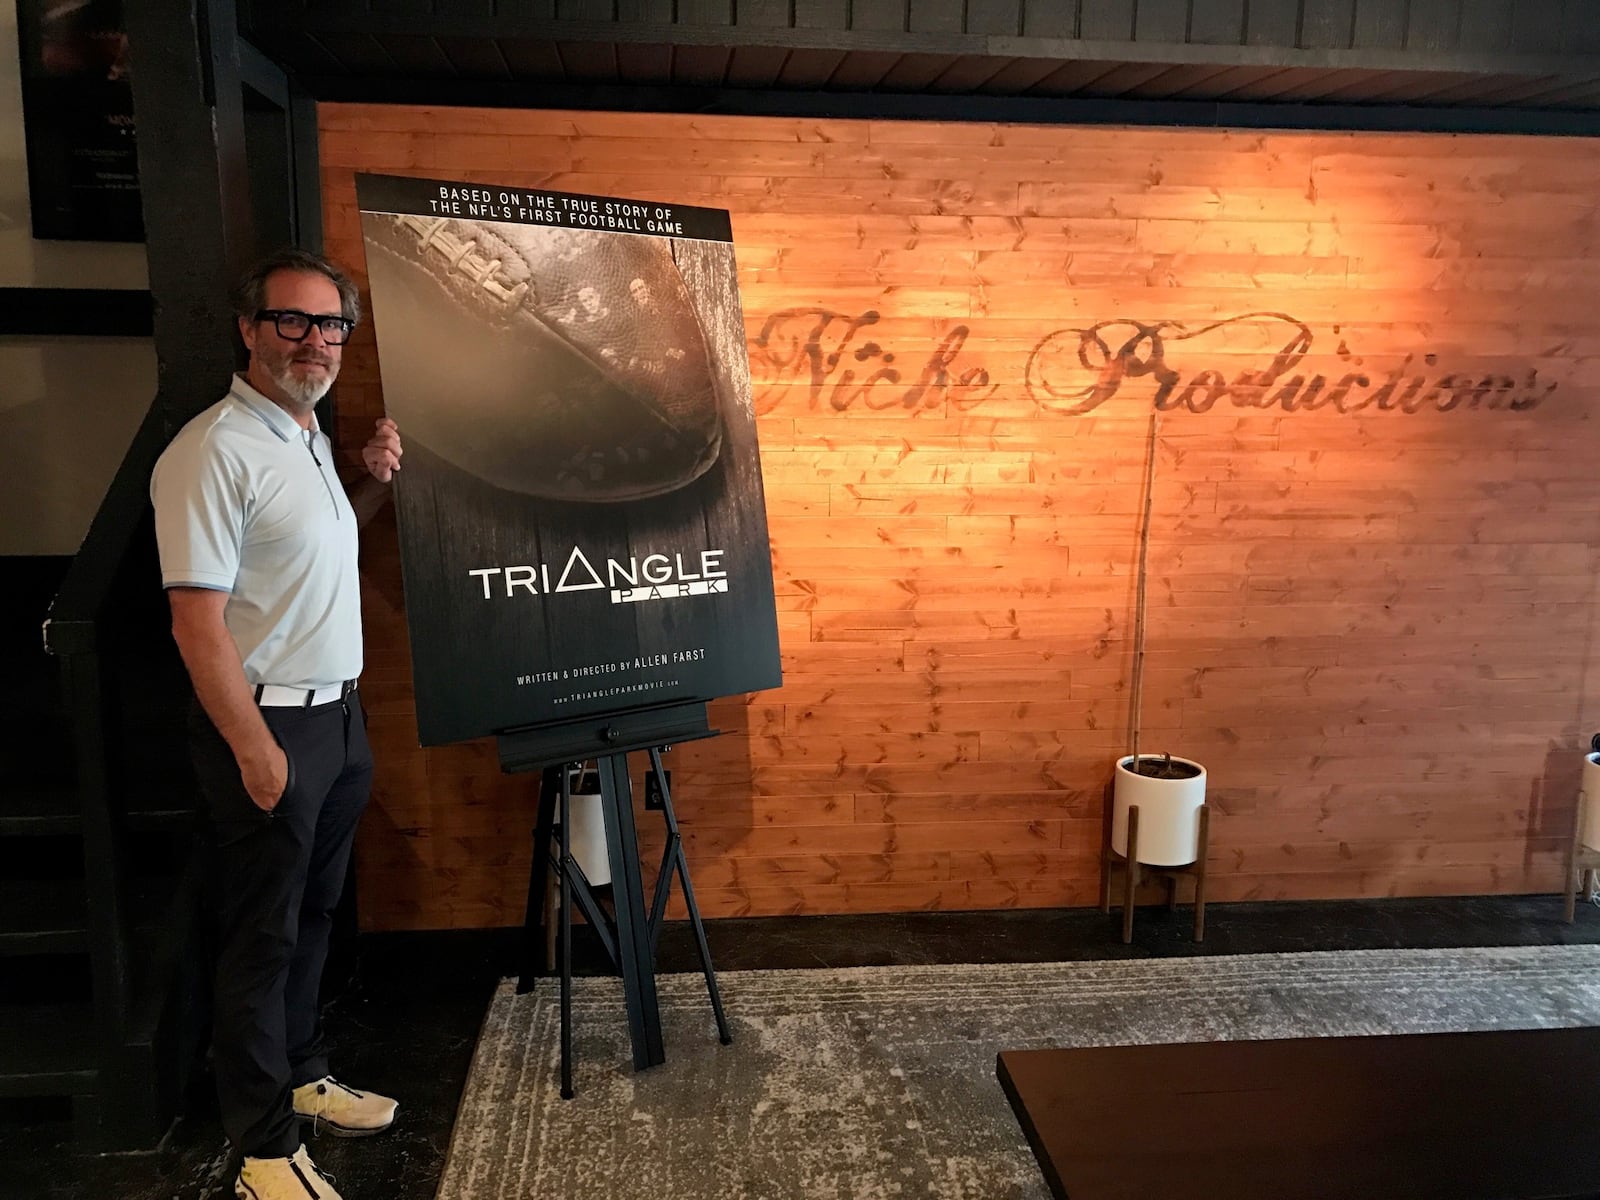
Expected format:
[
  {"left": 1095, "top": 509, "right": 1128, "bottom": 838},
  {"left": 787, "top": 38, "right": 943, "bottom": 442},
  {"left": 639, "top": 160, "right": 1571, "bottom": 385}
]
[{"left": 559, "top": 764, "right": 612, "bottom": 887}]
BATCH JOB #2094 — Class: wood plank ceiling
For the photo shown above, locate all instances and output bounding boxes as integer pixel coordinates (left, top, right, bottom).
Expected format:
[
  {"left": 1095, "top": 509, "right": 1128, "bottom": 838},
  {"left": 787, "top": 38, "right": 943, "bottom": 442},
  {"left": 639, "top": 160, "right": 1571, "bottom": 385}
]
[{"left": 241, "top": 0, "right": 1600, "bottom": 113}]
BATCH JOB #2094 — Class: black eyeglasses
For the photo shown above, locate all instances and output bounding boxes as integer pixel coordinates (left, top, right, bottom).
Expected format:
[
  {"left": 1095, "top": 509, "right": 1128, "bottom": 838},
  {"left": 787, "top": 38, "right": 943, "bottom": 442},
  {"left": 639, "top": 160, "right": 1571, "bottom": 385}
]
[{"left": 254, "top": 309, "right": 356, "bottom": 345}]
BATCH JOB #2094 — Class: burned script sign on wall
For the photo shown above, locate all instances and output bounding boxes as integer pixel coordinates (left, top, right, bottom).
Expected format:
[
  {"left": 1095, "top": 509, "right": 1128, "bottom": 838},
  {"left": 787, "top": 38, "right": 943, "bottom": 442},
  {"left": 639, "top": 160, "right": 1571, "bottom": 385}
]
[{"left": 751, "top": 308, "right": 1558, "bottom": 417}]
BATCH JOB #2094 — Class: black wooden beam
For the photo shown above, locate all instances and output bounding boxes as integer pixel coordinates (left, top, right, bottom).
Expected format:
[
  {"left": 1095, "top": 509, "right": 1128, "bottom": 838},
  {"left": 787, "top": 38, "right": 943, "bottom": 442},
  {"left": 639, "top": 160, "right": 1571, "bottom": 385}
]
[
  {"left": 0, "top": 289, "right": 154, "bottom": 338},
  {"left": 239, "top": 14, "right": 1600, "bottom": 77},
  {"left": 126, "top": 0, "right": 255, "bottom": 438},
  {"left": 289, "top": 80, "right": 324, "bottom": 252},
  {"left": 238, "top": 35, "right": 291, "bottom": 107},
  {"left": 296, "top": 75, "right": 1600, "bottom": 135}
]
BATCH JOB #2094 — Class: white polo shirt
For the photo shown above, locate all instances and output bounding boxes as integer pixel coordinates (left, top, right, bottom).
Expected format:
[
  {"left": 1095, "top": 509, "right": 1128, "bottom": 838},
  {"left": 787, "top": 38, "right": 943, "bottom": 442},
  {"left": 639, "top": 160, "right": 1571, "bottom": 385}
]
[{"left": 150, "top": 375, "right": 362, "bottom": 690}]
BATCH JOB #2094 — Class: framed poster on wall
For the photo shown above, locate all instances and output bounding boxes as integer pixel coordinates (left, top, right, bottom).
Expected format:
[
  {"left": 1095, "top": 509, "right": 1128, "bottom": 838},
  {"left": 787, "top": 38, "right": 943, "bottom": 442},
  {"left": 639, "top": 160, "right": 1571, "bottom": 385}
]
[
  {"left": 357, "top": 172, "right": 783, "bottom": 745},
  {"left": 15, "top": 0, "right": 141, "bottom": 241}
]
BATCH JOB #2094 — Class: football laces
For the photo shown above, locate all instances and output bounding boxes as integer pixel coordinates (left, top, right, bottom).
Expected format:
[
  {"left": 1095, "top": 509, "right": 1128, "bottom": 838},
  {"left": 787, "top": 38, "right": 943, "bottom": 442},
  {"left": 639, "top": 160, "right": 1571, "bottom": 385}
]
[{"left": 397, "top": 215, "right": 532, "bottom": 309}]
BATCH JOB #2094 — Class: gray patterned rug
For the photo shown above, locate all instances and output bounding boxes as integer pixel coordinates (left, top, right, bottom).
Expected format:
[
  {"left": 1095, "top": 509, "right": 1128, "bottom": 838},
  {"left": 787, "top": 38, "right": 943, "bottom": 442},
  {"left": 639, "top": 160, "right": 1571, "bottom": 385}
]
[{"left": 438, "top": 946, "right": 1600, "bottom": 1199}]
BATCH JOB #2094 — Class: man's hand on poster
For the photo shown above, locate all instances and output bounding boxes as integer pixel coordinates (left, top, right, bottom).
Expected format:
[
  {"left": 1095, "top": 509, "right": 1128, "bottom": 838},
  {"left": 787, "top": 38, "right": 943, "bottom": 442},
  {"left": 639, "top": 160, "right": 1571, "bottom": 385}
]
[
  {"left": 349, "top": 417, "right": 403, "bottom": 527},
  {"left": 362, "top": 417, "right": 403, "bottom": 483}
]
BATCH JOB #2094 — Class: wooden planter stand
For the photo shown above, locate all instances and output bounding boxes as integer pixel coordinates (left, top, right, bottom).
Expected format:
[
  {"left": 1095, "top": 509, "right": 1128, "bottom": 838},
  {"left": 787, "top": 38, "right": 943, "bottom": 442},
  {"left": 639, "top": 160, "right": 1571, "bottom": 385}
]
[
  {"left": 1564, "top": 787, "right": 1599, "bottom": 923},
  {"left": 1099, "top": 787, "right": 1210, "bottom": 944}
]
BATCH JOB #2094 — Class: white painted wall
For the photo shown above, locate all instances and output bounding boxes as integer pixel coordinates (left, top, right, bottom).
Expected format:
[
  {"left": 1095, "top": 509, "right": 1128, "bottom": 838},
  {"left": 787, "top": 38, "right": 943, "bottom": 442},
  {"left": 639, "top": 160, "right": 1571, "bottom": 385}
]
[{"left": 1, "top": 3, "right": 156, "bottom": 555}]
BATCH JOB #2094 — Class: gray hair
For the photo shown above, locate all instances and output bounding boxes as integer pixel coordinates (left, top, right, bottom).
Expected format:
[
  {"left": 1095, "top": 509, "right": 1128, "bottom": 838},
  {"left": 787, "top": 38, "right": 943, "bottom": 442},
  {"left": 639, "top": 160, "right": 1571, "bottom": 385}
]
[{"left": 230, "top": 247, "right": 362, "bottom": 325}]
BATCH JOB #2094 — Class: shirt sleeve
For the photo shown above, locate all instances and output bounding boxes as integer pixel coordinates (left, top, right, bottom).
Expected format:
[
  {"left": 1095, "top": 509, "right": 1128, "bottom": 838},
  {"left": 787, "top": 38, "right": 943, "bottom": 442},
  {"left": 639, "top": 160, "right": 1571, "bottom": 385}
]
[{"left": 150, "top": 432, "right": 248, "bottom": 592}]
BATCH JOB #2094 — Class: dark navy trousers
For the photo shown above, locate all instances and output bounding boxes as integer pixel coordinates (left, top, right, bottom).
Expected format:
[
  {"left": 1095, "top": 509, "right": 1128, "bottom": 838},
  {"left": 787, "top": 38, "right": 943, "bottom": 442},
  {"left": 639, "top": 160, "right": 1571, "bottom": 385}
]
[{"left": 189, "top": 690, "right": 372, "bottom": 1159}]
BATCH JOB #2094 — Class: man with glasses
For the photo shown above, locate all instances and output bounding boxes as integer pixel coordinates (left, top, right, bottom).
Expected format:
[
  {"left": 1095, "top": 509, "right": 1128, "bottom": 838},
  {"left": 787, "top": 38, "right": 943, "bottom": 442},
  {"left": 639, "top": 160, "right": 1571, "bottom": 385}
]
[{"left": 151, "top": 248, "right": 404, "bottom": 1200}]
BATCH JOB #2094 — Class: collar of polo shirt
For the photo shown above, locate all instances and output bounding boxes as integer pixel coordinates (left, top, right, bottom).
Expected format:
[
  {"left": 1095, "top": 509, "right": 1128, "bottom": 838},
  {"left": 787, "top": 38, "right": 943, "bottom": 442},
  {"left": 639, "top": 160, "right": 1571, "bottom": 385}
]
[{"left": 229, "top": 373, "right": 322, "bottom": 443}]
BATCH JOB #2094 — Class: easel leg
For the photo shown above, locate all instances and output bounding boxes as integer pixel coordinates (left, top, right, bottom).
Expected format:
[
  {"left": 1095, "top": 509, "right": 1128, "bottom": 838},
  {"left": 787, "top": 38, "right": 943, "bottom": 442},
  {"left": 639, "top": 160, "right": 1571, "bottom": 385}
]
[
  {"left": 519, "top": 766, "right": 559, "bottom": 994},
  {"left": 678, "top": 852, "right": 733, "bottom": 1046},
  {"left": 647, "top": 748, "right": 732, "bottom": 1046},
  {"left": 558, "top": 768, "right": 574, "bottom": 1100},
  {"left": 1122, "top": 805, "right": 1139, "bottom": 945},
  {"left": 598, "top": 752, "right": 665, "bottom": 1070},
  {"left": 546, "top": 767, "right": 563, "bottom": 973},
  {"left": 1193, "top": 803, "right": 1209, "bottom": 943},
  {"left": 545, "top": 870, "right": 558, "bottom": 972}
]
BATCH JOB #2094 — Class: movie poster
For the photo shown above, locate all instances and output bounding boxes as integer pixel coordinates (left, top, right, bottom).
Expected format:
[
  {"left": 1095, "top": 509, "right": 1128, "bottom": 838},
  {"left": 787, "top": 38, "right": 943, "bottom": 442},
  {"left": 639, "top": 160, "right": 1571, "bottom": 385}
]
[
  {"left": 356, "top": 173, "right": 782, "bottom": 745},
  {"left": 16, "top": 0, "right": 141, "bottom": 241}
]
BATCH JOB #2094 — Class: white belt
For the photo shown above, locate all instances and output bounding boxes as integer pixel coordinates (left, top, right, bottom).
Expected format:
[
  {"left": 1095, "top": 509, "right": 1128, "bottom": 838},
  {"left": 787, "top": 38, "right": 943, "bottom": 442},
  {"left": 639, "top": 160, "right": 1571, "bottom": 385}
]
[{"left": 255, "top": 681, "right": 356, "bottom": 708}]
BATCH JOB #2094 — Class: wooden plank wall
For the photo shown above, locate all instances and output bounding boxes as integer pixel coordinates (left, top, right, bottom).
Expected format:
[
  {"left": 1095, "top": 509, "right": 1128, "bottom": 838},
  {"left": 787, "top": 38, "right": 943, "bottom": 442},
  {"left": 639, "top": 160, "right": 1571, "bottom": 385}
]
[{"left": 319, "top": 103, "right": 1600, "bottom": 931}]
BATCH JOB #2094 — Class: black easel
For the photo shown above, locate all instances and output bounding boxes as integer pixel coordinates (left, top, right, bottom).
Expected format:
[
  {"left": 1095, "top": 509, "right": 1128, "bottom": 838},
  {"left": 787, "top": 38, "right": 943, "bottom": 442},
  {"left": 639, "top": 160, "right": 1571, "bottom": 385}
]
[{"left": 501, "top": 700, "right": 732, "bottom": 1099}]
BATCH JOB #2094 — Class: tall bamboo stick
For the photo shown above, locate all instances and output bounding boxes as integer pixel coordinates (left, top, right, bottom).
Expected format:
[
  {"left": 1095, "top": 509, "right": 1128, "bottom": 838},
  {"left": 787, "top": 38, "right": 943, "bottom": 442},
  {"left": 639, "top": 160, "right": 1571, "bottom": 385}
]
[{"left": 1129, "top": 409, "right": 1160, "bottom": 769}]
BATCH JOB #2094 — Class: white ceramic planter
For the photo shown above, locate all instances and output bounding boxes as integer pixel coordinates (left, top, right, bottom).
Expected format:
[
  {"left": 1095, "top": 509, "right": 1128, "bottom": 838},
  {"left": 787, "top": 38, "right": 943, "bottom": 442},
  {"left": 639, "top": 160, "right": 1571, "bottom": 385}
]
[
  {"left": 557, "top": 767, "right": 612, "bottom": 886},
  {"left": 1112, "top": 754, "right": 1207, "bottom": 867}
]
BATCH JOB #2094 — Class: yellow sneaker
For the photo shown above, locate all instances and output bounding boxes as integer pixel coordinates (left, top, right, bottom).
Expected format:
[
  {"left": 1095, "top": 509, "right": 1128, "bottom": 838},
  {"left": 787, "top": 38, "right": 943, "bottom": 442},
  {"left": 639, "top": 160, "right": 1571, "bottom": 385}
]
[
  {"left": 235, "top": 1145, "right": 343, "bottom": 1199},
  {"left": 292, "top": 1075, "right": 398, "bottom": 1137}
]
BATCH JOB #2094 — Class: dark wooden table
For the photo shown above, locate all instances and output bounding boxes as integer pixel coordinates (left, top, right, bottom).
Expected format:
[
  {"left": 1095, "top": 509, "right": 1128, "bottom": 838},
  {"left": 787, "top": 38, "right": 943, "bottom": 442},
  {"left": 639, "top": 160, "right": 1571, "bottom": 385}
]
[{"left": 998, "top": 1026, "right": 1600, "bottom": 1200}]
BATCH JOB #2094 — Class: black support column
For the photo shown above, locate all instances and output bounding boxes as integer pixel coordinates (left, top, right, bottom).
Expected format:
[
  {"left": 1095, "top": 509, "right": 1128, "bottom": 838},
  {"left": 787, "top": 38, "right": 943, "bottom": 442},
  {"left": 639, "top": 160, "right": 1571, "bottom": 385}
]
[{"left": 125, "top": 0, "right": 258, "bottom": 435}]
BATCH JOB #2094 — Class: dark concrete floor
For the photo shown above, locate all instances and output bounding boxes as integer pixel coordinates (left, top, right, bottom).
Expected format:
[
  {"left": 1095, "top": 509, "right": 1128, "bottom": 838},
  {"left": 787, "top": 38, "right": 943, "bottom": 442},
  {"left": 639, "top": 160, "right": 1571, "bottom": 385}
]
[{"left": 7, "top": 895, "right": 1600, "bottom": 1199}]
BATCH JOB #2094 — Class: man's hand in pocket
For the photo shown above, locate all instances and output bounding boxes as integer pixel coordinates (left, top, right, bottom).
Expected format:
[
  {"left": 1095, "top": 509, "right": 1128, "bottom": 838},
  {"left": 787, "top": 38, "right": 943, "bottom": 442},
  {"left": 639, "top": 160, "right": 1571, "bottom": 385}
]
[{"left": 241, "top": 743, "right": 289, "bottom": 812}]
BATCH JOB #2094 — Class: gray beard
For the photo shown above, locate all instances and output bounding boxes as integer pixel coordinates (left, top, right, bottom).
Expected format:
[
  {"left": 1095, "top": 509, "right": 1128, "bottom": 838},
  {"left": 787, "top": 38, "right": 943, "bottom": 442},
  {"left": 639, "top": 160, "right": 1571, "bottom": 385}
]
[{"left": 270, "top": 362, "right": 334, "bottom": 411}]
